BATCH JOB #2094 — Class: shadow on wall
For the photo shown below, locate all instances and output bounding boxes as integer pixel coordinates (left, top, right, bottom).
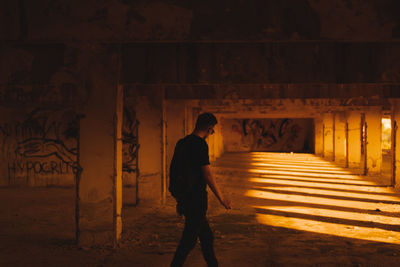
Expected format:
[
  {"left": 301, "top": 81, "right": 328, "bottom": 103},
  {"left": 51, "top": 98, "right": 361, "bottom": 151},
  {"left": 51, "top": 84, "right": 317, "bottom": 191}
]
[{"left": 222, "top": 118, "right": 314, "bottom": 153}]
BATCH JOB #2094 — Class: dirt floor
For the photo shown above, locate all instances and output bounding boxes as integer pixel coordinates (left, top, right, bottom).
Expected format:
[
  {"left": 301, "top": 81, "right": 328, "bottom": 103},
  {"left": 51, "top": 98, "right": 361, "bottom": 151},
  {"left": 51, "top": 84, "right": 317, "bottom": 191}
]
[{"left": 2, "top": 153, "right": 400, "bottom": 266}]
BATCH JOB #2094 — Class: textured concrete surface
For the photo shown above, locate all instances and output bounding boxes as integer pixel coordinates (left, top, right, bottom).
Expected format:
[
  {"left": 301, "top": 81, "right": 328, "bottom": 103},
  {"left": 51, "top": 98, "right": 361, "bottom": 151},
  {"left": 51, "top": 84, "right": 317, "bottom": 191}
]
[
  {"left": 2, "top": 152, "right": 400, "bottom": 266},
  {"left": 2, "top": 0, "right": 400, "bottom": 41}
]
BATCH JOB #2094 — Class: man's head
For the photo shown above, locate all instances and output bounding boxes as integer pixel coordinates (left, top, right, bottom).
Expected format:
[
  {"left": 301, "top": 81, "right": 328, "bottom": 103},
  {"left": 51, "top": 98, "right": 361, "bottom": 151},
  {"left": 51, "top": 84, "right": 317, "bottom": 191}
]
[{"left": 194, "top": 112, "right": 217, "bottom": 139}]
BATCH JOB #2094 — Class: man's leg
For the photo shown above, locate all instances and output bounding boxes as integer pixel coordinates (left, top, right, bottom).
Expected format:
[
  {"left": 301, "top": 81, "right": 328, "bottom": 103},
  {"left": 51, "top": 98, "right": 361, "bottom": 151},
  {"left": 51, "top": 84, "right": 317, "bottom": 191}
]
[
  {"left": 171, "top": 214, "right": 201, "bottom": 267},
  {"left": 198, "top": 217, "right": 218, "bottom": 267}
]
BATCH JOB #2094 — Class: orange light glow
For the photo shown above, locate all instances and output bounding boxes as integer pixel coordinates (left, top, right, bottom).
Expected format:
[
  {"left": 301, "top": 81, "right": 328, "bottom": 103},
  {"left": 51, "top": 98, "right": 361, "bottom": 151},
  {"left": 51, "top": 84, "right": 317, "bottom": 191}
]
[
  {"left": 253, "top": 185, "right": 400, "bottom": 203},
  {"left": 249, "top": 162, "right": 351, "bottom": 173},
  {"left": 246, "top": 189, "right": 400, "bottom": 212},
  {"left": 242, "top": 152, "right": 400, "bottom": 245},
  {"left": 255, "top": 213, "right": 400, "bottom": 244},
  {"left": 254, "top": 206, "right": 400, "bottom": 226},
  {"left": 247, "top": 168, "right": 372, "bottom": 180},
  {"left": 249, "top": 176, "right": 390, "bottom": 192}
]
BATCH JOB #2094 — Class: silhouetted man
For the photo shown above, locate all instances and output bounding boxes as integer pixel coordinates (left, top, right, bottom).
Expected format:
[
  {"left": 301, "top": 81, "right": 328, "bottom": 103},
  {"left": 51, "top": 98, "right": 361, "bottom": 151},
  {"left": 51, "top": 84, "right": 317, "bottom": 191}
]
[{"left": 170, "top": 112, "right": 232, "bottom": 267}]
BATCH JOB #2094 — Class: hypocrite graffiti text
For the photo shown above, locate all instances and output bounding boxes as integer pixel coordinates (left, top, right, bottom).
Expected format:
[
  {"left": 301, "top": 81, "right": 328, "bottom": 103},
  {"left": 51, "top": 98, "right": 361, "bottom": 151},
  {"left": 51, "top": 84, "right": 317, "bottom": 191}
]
[{"left": 8, "top": 160, "right": 76, "bottom": 177}]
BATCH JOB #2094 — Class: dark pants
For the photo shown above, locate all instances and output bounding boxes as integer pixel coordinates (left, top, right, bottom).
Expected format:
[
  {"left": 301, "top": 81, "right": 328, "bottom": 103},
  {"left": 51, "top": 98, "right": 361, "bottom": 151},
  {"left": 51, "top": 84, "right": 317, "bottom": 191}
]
[{"left": 171, "top": 204, "right": 218, "bottom": 267}]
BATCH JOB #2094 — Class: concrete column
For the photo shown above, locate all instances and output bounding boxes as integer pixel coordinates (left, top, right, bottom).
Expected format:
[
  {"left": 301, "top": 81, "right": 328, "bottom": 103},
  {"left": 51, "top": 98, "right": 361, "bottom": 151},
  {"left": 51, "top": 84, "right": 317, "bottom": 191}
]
[
  {"left": 365, "top": 108, "right": 382, "bottom": 175},
  {"left": 314, "top": 116, "right": 324, "bottom": 156},
  {"left": 166, "top": 99, "right": 185, "bottom": 167},
  {"left": 334, "top": 112, "right": 347, "bottom": 165},
  {"left": 165, "top": 99, "right": 186, "bottom": 201},
  {"left": 122, "top": 92, "right": 138, "bottom": 206},
  {"left": 347, "top": 111, "right": 362, "bottom": 170},
  {"left": 393, "top": 99, "right": 400, "bottom": 189},
  {"left": 136, "top": 88, "right": 163, "bottom": 204},
  {"left": 78, "top": 48, "right": 122, "bottom": 247},
  {"left": 322, "top": 112, "right": 334, "bottom": 160}
]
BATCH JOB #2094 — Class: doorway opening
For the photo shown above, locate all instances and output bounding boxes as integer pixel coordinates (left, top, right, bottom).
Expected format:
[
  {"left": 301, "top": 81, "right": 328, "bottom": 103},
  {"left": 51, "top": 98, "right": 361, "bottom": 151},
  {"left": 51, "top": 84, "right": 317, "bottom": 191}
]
[{"left": 381, "top": 114, "right": 392, "bottom": 183}]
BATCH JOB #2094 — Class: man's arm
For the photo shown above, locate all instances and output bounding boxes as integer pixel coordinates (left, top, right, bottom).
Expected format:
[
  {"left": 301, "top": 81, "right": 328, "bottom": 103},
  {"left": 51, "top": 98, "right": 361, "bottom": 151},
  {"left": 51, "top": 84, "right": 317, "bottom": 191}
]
[{"left": 201, "top": 165, "right": 232, "bottom": 209}]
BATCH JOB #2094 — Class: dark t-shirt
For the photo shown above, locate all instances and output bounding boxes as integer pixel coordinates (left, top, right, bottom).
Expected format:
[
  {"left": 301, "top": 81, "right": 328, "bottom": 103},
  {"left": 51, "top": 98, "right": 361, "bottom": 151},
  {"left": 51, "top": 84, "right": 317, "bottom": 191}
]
[{"left": 175, "top": 134, "right": 210, "bottom": 211}]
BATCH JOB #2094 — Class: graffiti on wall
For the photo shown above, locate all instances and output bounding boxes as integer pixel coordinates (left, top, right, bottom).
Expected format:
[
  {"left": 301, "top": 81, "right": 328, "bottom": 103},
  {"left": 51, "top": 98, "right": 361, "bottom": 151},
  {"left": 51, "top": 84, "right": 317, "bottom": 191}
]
[
  {"left": 224, "top": 118, "right": 314, "bottom": 153},
  {"left": 0, "top": 108, "right": 79, "bottom": 184},
  {"left": 122, "top": 105, "right": 139, "bottom": 173}
]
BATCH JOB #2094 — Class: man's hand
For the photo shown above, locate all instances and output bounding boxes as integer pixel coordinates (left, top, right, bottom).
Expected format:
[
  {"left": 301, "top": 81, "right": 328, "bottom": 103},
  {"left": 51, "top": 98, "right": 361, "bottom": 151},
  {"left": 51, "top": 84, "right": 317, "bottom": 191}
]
[
  {"left": 202, "top": 165, "right": 232, "bottom": 210},
  {"left": 221, "top": 198, "right": 232, "bottom": 210}
]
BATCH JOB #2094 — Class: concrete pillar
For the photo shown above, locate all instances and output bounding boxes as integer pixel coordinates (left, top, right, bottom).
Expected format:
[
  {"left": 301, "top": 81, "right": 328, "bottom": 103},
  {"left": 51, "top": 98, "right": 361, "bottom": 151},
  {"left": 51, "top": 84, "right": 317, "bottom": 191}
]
[
  {"left": 166, "top": 99, "right": 186, "bottom": 201},
  {"left": 365, "top": 108, "right": 382, "bottom": 175},
  {"left": 78, "top": 48, "right": 122, "bottom": 247},
  {"left": 393, "top": 99, "right": 400, "bottom": 189},
  {"left": 322, "top": 112, "right": 334, "bottom": 160},
  {"left": 166, "top": 99, "right": 185, "bottom": 167},
  {"left": 136, "top": 88, "right": 163, "bottom": 204},
  {"left": 122, "top": 93, "right": 139, "bottom": 206},
  {"left": 314, "top": 116, "right": 324, "bottom": 156},
  {"left": 334, "top": 112, "right": 347, "bottom": 165},
  {"left": 347, "top": 111, "right": 362, "bottom": 170}
]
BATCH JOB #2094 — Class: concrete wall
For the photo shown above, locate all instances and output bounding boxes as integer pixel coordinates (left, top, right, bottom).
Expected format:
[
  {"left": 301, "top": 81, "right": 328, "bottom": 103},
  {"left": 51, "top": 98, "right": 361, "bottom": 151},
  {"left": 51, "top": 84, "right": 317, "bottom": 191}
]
[
  {"left": 206, "top": 118, "right": 224, "bottom": 162},
  {"left": 392, "top": 99, "right": 400, "bottom": 189},
  {"left": 0, "top": 44, "right": 83, "bottom": 187},
  {"left": 122, "top": 92, "right": 139, "bottom": 205},
  {"left": 317, "top": 107, "right": 397, "bottom": 183},
  {"left": 314, "top": 116, "right": 324, "bottom": 156},
  {"left": 165, "top": 99, "right": 186, "bottom": 196},
  {"left": 323, "top": 113, "right": 334, "bottom": 160},
  {"left": 221, "top": 118, "right": 314, "bottom": 153},
  {"left": 133, "top": 88, "right": 163, "bottom": 204},
  {"left": 118, "top": 86, "right": 164, "bottom": 205},
  {"left": 0, "top": 106, "right": 77, "bottom": 186},
  {"left": 2, "top": 0, "right": 400, "bottom": 247},
  {"left": 2, "top": 0, "right": 399, "bottom": 42},
  {"left": 75, "top": 46, "right": 122, "bottom": 247},
  {"left": 214, "top": 118, "right": 224, "bottom": 160},
  {"left": 319, "top": 108, "right": 386, "bottom": 177},
  {"left": 347, "top": 111, "right": 362, "bottom": 169},
  {"left": 365, "top": 108, "right": 382, "bottom": 175},
  {"left": 334, "top": 112, "right": 347, "bottom": 165}
]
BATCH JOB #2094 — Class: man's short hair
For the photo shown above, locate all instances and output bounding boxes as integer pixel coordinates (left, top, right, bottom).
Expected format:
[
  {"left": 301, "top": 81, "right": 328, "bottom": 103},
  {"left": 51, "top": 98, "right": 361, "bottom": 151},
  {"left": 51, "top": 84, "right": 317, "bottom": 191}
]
[{"left": 195, "top": 113, "right": 218, "bottom": 131}]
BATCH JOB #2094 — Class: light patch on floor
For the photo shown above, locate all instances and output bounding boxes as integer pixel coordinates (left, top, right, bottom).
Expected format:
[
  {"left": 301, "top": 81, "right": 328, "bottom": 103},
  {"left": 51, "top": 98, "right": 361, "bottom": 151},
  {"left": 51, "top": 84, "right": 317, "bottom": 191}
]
[{"left": 241, "top": 152, "right": 400, "bottom": 245}]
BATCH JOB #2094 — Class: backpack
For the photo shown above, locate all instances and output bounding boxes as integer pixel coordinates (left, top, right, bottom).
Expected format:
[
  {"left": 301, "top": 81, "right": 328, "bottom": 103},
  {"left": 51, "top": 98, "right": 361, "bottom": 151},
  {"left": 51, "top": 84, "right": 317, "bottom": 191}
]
[{"left": 169, "top": 137, "right": 196, "bottom": 202}]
